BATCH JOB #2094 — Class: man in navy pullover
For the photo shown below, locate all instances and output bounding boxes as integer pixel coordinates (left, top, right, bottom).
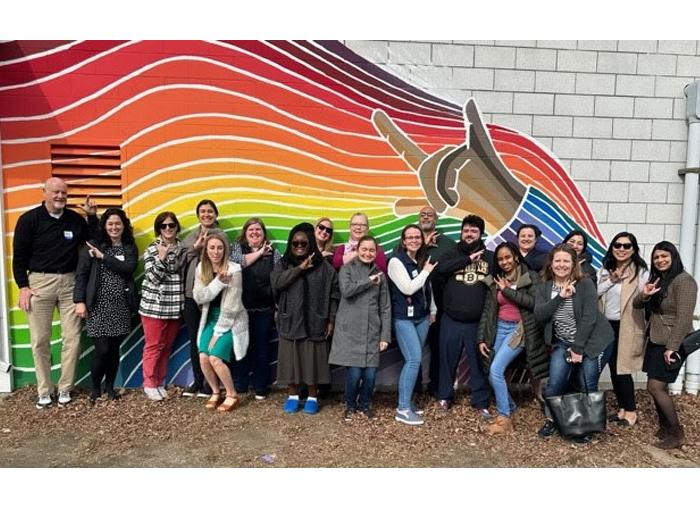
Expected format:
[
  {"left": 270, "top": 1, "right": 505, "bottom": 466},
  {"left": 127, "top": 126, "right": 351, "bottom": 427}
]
[{"left": 435, "top": 214, "right": 494, "bottom": 416}]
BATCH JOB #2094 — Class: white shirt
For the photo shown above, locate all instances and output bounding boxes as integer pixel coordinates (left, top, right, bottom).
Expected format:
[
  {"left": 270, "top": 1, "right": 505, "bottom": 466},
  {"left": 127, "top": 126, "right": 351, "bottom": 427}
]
[
  {"left": 597, "top": 267, "right": 649, "bottom": 320},
  {"left": 387, "top": 257, "right": 437, "bottom": 314}
]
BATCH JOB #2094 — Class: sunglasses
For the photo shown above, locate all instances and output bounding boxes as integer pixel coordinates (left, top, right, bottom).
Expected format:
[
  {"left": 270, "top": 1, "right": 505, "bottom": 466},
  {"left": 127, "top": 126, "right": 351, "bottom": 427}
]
[
  {"left": 317, "top": 224, "right": 333, "bottom": 235},
  {"left": 160, "top": 222, "right": 177, "bottom": 230},
  {"left": 291, "top": 240, "right": 308, "bottom": 248},
  {"left": 613, "top": 242, "right": 633, "bottom": 250}
]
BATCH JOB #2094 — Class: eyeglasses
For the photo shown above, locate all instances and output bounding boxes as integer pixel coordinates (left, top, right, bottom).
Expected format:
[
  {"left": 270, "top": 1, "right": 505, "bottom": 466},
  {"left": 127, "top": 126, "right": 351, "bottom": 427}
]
[
  {"left": 350, "top": 223, "right": 368, "bottom": 228},
  {"left": 404, "top": 236, "right": 423, "bottom": 241},
  {"left": 160, "top": 222, "right": 177, "bottom": 230},
  {"left": 317, "top": 224, "right": 333, "bottom": 235},
  {"left": 291, "top": 240, "right": 308, "bottom": 248},
  {"left": 613, "top": 242, "right": 633, "bottom": 250},
  {"left": 419, "top": 212, "right": 435, "bottom": 218}
]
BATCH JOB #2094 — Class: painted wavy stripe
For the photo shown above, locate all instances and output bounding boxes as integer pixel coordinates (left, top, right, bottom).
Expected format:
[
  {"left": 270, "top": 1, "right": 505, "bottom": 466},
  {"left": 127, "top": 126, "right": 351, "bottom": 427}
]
[
  {"left": 316, "top": 40, "right": 457, "bottom": 110},
  {"left": 258, "top": 40, "right": 462, "bottom": 120},
  {"left": 0, "top": 41, "right": 137, "bottom": 92},
  {"left": 0, "top": 40, "right": 83, "bottom": 68},
  {"left": 304, "top": 40, "right": 461, "bottom": 115}
]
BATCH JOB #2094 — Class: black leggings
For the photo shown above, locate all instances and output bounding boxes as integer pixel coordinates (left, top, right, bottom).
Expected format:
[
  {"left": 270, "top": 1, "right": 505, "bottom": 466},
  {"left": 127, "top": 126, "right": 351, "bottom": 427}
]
[
  {"left": 90, "top": 336, "right": 124, "bottom": 391},
  {"left": 183, "top": 297, "right": 205, "bottom": 388},
  {"left": 607, "top": 320, "right": 636, "bottom": 411}
]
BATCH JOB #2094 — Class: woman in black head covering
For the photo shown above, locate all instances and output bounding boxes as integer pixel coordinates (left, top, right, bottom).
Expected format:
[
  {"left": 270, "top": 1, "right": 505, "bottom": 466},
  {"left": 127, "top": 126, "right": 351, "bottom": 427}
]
[{"left": 270, "top": 223, "right": 340, "bottom": 415}]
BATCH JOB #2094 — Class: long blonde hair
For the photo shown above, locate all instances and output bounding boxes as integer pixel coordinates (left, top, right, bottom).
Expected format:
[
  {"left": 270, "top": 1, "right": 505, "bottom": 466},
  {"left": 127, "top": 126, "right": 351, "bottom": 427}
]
[
  {"left": 199, "top": 232, "right": 230, "bottom": 285},
  {"left": 315, "top": 217, "right": 335, "bottom": 252}
]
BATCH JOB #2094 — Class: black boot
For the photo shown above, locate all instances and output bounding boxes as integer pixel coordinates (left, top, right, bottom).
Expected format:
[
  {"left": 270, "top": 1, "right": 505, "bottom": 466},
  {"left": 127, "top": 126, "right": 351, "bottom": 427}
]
[
  {"left": 655, "top": 425, "right": 685, "bottom": 450},
  {"left": 89, "top": 388, "right": 101, "bottom": 405}
]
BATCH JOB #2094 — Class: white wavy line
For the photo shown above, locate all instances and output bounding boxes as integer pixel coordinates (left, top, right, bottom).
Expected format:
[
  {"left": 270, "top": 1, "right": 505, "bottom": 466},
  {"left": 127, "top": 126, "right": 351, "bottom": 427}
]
[
  {"left": 121, "top": 112, "right": 398, "bottom": 161},
  {"left": 123, "top": 134, "right": 402, "bottom": 176},
  {"left": 257, "top": 40, "right": 461, "bottom": 125},
  {"left": 0, "top": 41, "right": 84, "bottom": 67},
  {"left": 2, "top": 159, "right": 50, "bottom": 170},
  {"left": 121, "top": 156, "right": 419, "bottom": 201},
  {"left": 0, "top": 41, "right": 139, "bottom": 91},
  {"left": 305, "top": 40, "right": 461, "bottom": 115}
]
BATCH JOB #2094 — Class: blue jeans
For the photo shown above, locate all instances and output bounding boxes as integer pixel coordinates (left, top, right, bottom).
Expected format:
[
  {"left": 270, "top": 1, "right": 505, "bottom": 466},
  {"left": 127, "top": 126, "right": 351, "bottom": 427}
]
[
  {"left": 394, "top": 317, "right": 430, "bottom": 410},
  {"left": 438, "top": 314, "right": 490, "bottom": 409},
  {"left": 345, "top": 367, "right": 377, "bottom": 411},
  {"left": 543, "top": 339, "right": 613, "bottom": 418},
  {"left": 489, "top": 320, "right": 524, "bottom": 417},
  {"left": 232, "top": 309, "right": 274, "bottom": 394}
]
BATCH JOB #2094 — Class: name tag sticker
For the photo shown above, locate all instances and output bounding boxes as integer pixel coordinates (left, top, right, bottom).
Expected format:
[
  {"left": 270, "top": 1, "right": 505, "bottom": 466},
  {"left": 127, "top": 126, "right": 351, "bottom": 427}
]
[
  {"left": 407, "top": 305, "right": 414, "bottom": 318},
  {"left": 115, "top": 255, "right": 125, "bottom": 262},
  {"left": 411, "top": 269, "right": 419, "bottom": 278},
  {"left": 63, "top": 230, "right": 74, "bottom": 240}
]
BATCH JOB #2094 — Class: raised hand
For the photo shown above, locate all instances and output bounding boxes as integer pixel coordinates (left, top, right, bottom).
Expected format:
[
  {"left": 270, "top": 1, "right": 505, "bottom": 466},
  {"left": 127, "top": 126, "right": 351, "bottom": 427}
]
[
  {"left": 156, "top": 240, "right": 170, "bottom": 261},
  {"left": 425, "top": 231, "right": 439, "bottom": 247},
  {"left": 494, "top": 274, "right": 509, "bottom": 291},
  {"left": 299, "top": 253, "right": 315, "bottom": 271},
  {"left": 559, "top": 280, "right": 575, "bottom": 299},
  {"left": 217, "top": 271, "right": 231, "bottom": 284},
  {"left": 78, "top": 195, "right": 97, "bottom": 216},
  {"left": 642, "top": 278, "right": 661, "bottom": 298},
  {"left": 86, "top": 241, "right": 104, "bottom": 259},
  {"left": 369, "top": 273, "right": 381, "bottom": 285},
  {"left": 469, "top": 250, "right": 484, "bottom": 263},
  {"left": 423, "top": 255, "right": 438, "bottom": 273},
  {"left": 193, "top": 229, "right": 208, "bottom": 251}
]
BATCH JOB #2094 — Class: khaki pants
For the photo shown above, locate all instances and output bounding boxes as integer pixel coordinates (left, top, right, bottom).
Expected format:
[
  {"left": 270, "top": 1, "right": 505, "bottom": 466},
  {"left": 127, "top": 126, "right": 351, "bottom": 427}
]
[{"left": 26, "top": 272, "right": 82, "bottom": 397}]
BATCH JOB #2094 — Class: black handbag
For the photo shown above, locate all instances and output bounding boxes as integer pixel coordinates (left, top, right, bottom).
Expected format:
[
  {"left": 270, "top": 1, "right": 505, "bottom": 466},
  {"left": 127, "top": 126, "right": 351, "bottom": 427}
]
[
  {"left": 545, "top": 366, "right": 606, "bottom": 439},
  {"left": 680, "top": 330, "right": 700, "bottom": 357}
]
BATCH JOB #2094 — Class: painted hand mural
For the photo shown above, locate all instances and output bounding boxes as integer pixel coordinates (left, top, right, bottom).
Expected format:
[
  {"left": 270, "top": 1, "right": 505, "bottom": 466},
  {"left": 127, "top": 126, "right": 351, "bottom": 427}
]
[{"left": 0, "top": 40, "right": 606, "bottom": 389}]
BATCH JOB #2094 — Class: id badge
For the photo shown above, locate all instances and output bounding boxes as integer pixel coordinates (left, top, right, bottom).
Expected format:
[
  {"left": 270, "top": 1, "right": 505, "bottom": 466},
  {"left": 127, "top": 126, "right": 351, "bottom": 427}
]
[
  {"left": 63, "top": 230, "right": 74, "bottom": 240},
  {"left": 407, "top": 305, "right": 414, "bottom": 318},
  {"left": 115, "top": 255, "right": 125, "bottom": 262}
]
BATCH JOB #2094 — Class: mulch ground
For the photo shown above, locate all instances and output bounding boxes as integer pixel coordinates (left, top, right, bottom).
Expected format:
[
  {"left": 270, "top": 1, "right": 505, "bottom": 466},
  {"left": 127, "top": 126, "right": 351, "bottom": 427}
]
[{"left": 1, "top": 386, "right": 698, "bottom": 468}]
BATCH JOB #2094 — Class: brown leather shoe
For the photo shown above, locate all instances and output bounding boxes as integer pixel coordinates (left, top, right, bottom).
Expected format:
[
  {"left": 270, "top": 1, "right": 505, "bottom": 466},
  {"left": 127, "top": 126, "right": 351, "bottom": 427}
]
[
  {"left": 217, "top": 395, "right": 240, "bottom": 413},
  {"left": 205, "top": 394, "right": 221, "bottom": 410},
  {"left": 486, "top": 415, "right": 514, "bottom": 435}
]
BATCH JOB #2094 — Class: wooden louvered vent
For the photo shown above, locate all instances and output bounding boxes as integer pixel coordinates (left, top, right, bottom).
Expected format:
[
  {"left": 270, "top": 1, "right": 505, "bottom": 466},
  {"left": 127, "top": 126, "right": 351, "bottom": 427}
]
[{"left": 51, "top": 144, "right": 122, "bottom": 212}]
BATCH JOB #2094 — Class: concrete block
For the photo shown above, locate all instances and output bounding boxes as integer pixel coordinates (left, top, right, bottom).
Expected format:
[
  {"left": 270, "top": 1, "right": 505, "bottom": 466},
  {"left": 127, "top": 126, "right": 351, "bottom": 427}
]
[
  {"left": 595, "top": 96, "right": 634, "bottom": 117},
  {"left": 592, "top": 139, "right": 631, "bottom": 160},
  {"left": 600, "top": 224, "right": 630, "bottom": 242},
  {"left": 608, "top": 203, "right": 648, "bottom": 223},
  {"left": 610, "top": 161, "right": 650, "bottom": 182},
  {"left": 634, "top": 97, "right": 674, "bottom": 119},
  {"left": 589, "top": 181, "right": 629, "bottom": 202},
  {"left": 597, "top": 52, "right": 637, "bottom": 74},
  {"left": 571, "top": 159, "right": 611, "bottom": 181},
  {"left": 475, "top": 46, "right": 516, "bottom": 69},
  {"left": 573, "top": 117, "right": 613, "bottom": 138},
  {"left": 432, "top": 44, "right": 474, "bottom": 67},
  {"left": 646, "top": 204, "right": 683, "bottom": 224},
  {"left": 516, "top": 48, "right": 557, "bottom": 70},
  {"left": 655, "top": 76, "right": 690, "bottom": 98},
  {"left": 658, "top": 40, "right": 698, "bottom": 56},
  {"left": 494, "top": 70, "right": 535, "bottom": 92},
  {"left": 552, "top": 137, "right": 593, "bottom": 160},
  {"left": 408, "top": 65, "right": 453, "bottom": 88},
  {"left": 631, "top": 140, "right": 671, "bottom": 161},
  {"left": 667, "top": 183, "right": 684, "bottom": 203},
  {"left": 578, "top": 40, "right": 618, "bottom": 51},
  {"left": 535, "top": 71, "right": 576, "bottom": 93},
  {"left": 613, "top": 118, "right": 652, "bottom": 140},
  {"left": 513, "top": 92, "right": 554, "bottom": 114},
  {"left": 344, "top": 41, "right": 388, "bottom": 63},
  {"left": 628, "top": 182, "right": 669, "bottom": 203},
  {"left": 649, "top": 162, "right": 683, "bottom": 183},
  {"left": 618, "top": 40, "right": 658, "bottom": 53},
  {"left": 637, "top": 54, "right": 677, "bottom": 76},
  {"left": 588, "top": 202, "right": 609, "bottom": 222},
  {"left": 536, "top": 40, "right": 577, "bottom": 50},
  {"left": 673, "top": 98, "right": 686, "bottom": 120},
  {"left": 452, "top": 68, "right": 494, "bottom": 90},
  {"left": 454, "top": 40, "right": 494, "bottom": 46},
  {"left": 626, "top": 223, "right": 666, "bottom": 244},
  {"left": 616, "top": 75, "right": 655, "bottom": 97},
  {"left": 670, "top": 141, "right": 687, "bottom": 162},
  {"left": 556, "top": 94, "right": 595, "bottom": 116},
  {"left": 388, "top": 42, "right": 431, "bottom": 64},
  {"left": 576, "top": 181, "right": 590, "bottom": 199},
  {"left": 490, "top": 114, "right": 533, "bottom": 134},
  {"left": 664, "top": 224, "right": 681, "bottom": 244},
  {"left": 557, "top": 50, "right": 597, "bottom": 72},
  {"left": 575, "top": 73, "right": 616, "bottom": 95},
  {"left": 431, "top": 88, "right": 471, "bottom": 105},
  {"left": 652, "top": 119, "right": 688, "bottom": 141},
  {"left": 470, "top": 90, "right": 513, "bottom": 113},
  {"left": 677, "top": 55, "right": 700, "bottom": 77},
  {"left": 532, "top": 115, "right": 573, "bottom": 137},
  {"left": 495, "top": 40, "right": 537, "bottom": 47}
]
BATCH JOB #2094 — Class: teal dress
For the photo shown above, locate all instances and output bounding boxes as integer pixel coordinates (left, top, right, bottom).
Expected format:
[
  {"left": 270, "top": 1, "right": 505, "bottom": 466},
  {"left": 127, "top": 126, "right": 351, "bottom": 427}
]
[{"left": 198, "top": 293, "right": 235, "bottom": 362}]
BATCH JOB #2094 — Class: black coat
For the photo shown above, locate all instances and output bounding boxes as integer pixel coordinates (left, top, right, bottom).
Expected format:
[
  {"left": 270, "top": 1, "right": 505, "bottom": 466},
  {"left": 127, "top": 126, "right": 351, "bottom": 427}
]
[
  {"left": 73, "top": 240, "right": 139, "bottom": 313},
  {"left": 477, "top": 266, "right": 549, "bottom": 380}
]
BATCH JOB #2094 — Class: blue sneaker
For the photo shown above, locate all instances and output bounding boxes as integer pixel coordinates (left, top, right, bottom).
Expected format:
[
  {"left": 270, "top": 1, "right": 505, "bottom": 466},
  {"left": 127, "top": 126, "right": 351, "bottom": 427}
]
[
  {"left": 410, "top": 402, "right": 425, "bottom": 416},
  {"left": 303, "top": 398, "right": 319, "bottom": 415},
  {"left": 395, "top": 408, "right": 424, "bottom": 426},
  {"left": 283, "top": 397, "right": 300, "bottom": 414}
]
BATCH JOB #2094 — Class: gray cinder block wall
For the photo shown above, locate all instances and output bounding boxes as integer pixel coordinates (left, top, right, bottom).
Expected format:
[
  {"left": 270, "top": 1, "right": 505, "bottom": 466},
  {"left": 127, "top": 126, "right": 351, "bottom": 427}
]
[{"left": 345, "top": 40, "right": 700, "bottom": 260}]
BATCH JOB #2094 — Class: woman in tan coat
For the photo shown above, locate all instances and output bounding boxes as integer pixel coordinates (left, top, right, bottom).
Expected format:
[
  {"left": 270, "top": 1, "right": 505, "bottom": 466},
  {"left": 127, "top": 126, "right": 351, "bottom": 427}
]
[{"left": 597, "top": 232, "right": 648, "bottom": 427}]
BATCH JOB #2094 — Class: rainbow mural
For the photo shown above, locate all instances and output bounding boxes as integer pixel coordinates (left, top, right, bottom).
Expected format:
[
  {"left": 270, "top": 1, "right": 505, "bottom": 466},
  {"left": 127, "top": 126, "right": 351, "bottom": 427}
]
[{"left": 0, "top": 40, "right": 605, "bottom": 390}]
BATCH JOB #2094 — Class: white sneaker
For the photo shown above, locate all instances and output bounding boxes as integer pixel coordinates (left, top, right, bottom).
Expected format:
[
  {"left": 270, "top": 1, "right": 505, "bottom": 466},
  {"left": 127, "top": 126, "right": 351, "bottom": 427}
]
[
  {"left": 157, "top": 386, "right": 168, "bottom": 399},
  {"left": 36, "top": 395, "right": 52, "bottom": 409},
  {"left": 57, "top": 391, "right": 72, "bottom": 406},
  {"left": 144, "top": 387, "right": 163, "bottom": 401}
]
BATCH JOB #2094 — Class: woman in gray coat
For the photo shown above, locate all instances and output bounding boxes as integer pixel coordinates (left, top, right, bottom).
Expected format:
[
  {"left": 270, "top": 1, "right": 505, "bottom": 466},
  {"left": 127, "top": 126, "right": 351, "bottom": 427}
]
[{"left": 329, "top": 236, "right": 391, "bottom": 419}]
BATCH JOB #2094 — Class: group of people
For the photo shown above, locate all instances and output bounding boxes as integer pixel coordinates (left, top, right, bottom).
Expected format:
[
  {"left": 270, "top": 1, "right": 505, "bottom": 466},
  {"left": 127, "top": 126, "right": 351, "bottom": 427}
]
[{"left": 12, "top": 177, "right": 697, "bottom": 449}]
